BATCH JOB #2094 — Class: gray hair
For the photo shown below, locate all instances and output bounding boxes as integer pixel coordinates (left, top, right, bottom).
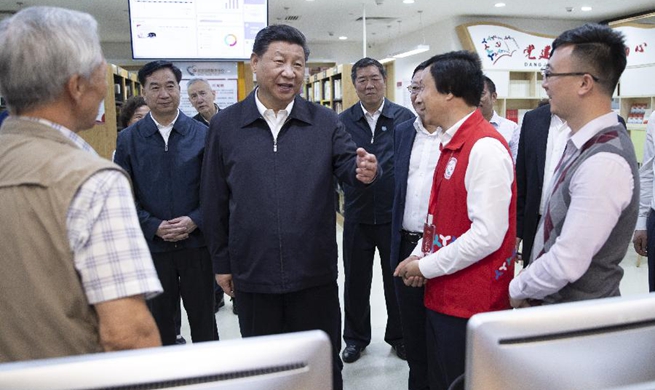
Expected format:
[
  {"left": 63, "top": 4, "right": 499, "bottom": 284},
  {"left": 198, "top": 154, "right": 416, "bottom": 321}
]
[
  {"left": 187, "top": 78, "right": 211, "bottom": 89},
  {"left": 0, "top": 7, "right": 104, "bottom": 114}
]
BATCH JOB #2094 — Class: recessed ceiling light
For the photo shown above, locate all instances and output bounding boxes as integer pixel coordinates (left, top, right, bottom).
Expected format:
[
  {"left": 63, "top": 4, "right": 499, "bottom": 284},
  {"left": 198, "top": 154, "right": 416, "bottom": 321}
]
[
  {"left": 494, "top": 2, "right": 506, "bottom": 7},
  {"left": 581, "top": 6, "right": 592, "bottom": 11},
  {"left": 403, "top": 0, "right": 415, "bottom": 3},
  {"left": 339, "top": 36, "right": 348, "bottom": 40}
]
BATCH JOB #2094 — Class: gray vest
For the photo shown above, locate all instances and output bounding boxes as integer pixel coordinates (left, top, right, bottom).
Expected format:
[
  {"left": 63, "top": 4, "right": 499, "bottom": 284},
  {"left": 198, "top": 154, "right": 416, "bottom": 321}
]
[{"left": 531, "top": 124, "right": 638, "bottom": 304}]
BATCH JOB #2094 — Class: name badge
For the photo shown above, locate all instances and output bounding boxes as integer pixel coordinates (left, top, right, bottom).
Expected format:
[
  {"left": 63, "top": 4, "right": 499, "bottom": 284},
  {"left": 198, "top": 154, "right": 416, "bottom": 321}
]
[{"left": 444, "top": 157, "right": 457, "bottom": 180}]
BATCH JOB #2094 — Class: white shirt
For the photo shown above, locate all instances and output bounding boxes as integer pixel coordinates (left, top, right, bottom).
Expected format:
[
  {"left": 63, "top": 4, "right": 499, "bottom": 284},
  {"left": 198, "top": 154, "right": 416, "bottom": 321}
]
[
  {"left": 490, "top": 111, "right": 520, "bottom": 162},
  {"left": 402, "top": 118, "right": 441, "bottom": 233},
  {"left": 151, "top": 110, "right": 180, "bottom": 147},
  {"left": 361, "top": 99, "right": 385, "bottom": 134},
  {"left": 510, "top": 112, "right": 634, "bottom": 300},
  {"left": 411, "top": 111, "right": 515, "bottom": 279},
  {"left": 539, "top": 115, "right": 570, "bottom": 215},
  {"left": 255, "top": 88, "right": 294, "bottom": 144},
  {"left": 636, "top": 111, "right": 655, "bottom": 230}
]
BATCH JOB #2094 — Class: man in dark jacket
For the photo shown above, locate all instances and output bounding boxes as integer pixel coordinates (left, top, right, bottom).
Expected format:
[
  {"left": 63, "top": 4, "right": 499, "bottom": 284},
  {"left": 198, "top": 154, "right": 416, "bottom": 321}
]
[
  {"left": 200, "top": 25, "right": 378, "bottom": 390},
  {"left": 390, "top": 61, "right": 436, "bottom": 390},
  {"left": 114, "top": 61, "right": 217, "bottom": 346},
  {"left": 339, "top": 57, "right": 414, "bottom": 364}
]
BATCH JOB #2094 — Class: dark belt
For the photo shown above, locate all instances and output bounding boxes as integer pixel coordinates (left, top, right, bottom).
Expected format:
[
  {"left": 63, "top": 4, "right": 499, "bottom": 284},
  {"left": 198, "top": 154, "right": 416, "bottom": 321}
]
[{"left": 400, "top": 230, "right": 423, "bottom": 244}]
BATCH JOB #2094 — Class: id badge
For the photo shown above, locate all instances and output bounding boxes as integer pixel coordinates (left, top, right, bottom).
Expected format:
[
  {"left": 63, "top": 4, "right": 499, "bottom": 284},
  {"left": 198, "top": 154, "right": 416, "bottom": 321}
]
[{"left": 422, "top": 214, "right": 435, "bottom": 255}]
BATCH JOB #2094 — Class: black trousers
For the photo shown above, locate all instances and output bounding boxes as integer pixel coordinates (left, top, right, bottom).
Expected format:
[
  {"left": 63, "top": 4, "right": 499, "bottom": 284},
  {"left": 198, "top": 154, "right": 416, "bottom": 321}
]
[
  {"left": 426, "top": 310, "right": 468, "bottom": 390},
  {"left": 647, "top": 210, "right": 655, "bottom": 292},
  {"left": 394, "top": 235, "right": 429, "bottom": 390},
  {"left": 149, "top": 247, "right": 218, "bottom": 345},
  {"left": 236, "top": 282, "right": 343, "bottom": 390},
  {"left": 342, "top": 220, "right": 403, "bottom": 347}
]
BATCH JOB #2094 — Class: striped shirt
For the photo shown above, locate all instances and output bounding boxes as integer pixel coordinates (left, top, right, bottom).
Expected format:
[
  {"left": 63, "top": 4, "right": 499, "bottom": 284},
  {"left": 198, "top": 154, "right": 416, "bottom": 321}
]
[{"left": 18, "top": 117, "right": 163, "bottom": 304}]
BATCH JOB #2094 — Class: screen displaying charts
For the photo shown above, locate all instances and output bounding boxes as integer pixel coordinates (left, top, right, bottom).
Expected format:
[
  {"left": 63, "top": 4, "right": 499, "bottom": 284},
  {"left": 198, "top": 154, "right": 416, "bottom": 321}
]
[{"left": 129, "top": 0, "right": 267, "bottom": 60}]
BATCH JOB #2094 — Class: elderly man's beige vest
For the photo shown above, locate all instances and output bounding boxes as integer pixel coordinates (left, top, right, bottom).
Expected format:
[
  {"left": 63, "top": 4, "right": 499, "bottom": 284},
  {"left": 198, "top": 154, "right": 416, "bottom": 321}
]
[{"left": 0, "top": 118, "right": 122, "bottom": 362}]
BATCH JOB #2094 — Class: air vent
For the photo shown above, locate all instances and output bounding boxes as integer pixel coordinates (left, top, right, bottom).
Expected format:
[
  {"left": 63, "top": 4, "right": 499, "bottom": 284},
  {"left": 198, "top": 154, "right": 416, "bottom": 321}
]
[
  {"left": 284, "top": 15, "right": 300, "bottom": 21},
  {"left": 93, "top": 362, "right": 308, "bottom": 390}
]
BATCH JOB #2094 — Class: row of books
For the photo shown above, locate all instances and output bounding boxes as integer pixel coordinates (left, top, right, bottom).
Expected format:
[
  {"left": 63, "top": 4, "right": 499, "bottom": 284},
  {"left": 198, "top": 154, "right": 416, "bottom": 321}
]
[
  {"left": 627, "top": 103, "right": 651, "bottom": 125},
  {"left": 505, "top": 109, "right": 531, "bottom": 125},
  {"left": 310, "top": 80, "right": 343, "bottom": 102}
]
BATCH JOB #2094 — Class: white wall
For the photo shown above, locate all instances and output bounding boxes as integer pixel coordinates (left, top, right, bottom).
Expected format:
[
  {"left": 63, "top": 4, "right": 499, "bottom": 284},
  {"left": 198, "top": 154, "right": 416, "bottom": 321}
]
[
  {"left": 102, "top": 15, "right": 588, "bottom": 106},
  {"left": 368, "top": 16, "right": 588, "bottom": 105}
]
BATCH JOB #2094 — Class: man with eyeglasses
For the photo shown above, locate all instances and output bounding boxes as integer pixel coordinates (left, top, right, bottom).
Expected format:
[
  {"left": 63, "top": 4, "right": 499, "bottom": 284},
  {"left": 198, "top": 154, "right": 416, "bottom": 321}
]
[
  {"left": 510, "top": 24, "right": 638, "bottom": 307},
  {"left": 339, "top": 57, "right": 414, "bottom": 364},
  {"left": 390, "top": 61, "right": 438, "bottom": 390}
]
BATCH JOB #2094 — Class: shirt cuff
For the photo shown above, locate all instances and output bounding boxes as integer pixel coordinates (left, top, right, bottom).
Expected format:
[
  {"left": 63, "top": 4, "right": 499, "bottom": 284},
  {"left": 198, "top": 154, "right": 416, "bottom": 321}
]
[
  {"left": 418, "top": 252, "right": 440, "bottom": 279},
  {"left": 509, "top": 276, "right": 528, "bottom": 300},
  {"left": 636, "top": 216, "right": 647, "bottom": 231},
  {"left": 410, "top": 238, "right": 424, "bottom": 258}
]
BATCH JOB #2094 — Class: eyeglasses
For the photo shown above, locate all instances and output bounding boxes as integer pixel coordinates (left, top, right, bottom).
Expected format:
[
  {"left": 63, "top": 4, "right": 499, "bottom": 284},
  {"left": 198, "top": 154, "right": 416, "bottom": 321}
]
[
  {"left": 541, "top": 68, "right": 599, "bottom": 82},
  {"left": 407, "top": 85, "right": 423, "bottom": 95}
]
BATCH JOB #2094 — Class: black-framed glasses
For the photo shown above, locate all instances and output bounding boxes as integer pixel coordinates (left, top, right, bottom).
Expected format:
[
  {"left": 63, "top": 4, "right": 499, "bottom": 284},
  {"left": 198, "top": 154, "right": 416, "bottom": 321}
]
[{"left": 541, "top": 68, "right": 599, "bottom": 82}]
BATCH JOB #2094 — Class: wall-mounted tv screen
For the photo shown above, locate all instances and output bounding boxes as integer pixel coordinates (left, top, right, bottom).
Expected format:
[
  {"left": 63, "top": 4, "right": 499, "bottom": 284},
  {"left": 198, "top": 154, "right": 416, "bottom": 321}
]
[{"left": 128, "top": 0, "right": 268, "bottom": 60}]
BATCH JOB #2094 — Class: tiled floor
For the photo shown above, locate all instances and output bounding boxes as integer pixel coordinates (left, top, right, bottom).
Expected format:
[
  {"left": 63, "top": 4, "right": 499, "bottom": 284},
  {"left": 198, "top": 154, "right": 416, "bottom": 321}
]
[{"left": 180, "top": 223, "right": 651, "bottom": 390}]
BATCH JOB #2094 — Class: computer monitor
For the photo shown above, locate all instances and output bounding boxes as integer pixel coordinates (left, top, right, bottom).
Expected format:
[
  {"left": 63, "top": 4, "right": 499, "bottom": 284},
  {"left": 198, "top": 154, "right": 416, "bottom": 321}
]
[
  {"left": 0, "top": 330, "right": 331, "bottom": 390},
  {"left": 466, "top": 293, "right": 655, "bottom": 390}
]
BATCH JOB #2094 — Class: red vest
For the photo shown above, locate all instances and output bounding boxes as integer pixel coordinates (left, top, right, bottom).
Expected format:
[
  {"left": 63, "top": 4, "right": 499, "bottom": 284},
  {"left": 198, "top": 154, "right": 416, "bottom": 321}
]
[{"left": 424, "top": 110, "right": 516, "bottom": 318}]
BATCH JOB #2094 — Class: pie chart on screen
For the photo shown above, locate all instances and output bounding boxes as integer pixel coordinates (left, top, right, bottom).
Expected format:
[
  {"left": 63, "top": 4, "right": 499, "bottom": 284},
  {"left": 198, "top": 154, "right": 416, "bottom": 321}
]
[{"left": 224, "top": 34, "right": 238, "bottom": 47}]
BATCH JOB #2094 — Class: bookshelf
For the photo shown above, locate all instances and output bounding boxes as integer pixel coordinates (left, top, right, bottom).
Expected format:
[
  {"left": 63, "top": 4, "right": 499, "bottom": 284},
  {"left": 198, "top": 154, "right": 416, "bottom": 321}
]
[
  {"left": 616, "top": 65, "right": 655, "bottom": 163},
  {"left": 486, "top": 70, "right": 547, "bottom": 126},
  {"left": 79, "top": 64, "right": 141, "bottom": 160},
  {"left": 304, "top": 64, "right": 358, "bottom": 114},
  {"left": 487, "top": 68, "right": 655, "bottom": 163},
  {"left": 112, "top": 64, "right": 141, "bottom": 125}
]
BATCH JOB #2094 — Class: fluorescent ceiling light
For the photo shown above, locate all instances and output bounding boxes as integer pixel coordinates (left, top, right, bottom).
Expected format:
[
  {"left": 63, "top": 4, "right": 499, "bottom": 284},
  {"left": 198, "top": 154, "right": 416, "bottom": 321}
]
[
  {"left": 403, "top": 0, "right": 415, "bottom": 3},
  {"left": 338, "top": 36, "right": 348, "bottom": 40},
  {"left": 380, "top": 57, "right": 395, "bottom": 64},
  {"left": 581, "top": 6, "right": 592, "bottom": 11},
  {"left": 393, "top": 44, "right": 430, "bottom": 59},
  {"left": 495, "top": 2, "right": 506, "bottom": 7}
]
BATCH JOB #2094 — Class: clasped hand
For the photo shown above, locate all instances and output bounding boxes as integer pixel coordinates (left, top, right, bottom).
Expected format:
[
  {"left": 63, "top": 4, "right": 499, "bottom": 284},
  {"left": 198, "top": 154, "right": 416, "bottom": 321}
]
[
  {"left": 156, "top": 216, "right": 196, "bottom": 242},
  {"left": 393, "top": 255, "right": 427, "bottom": 287}
]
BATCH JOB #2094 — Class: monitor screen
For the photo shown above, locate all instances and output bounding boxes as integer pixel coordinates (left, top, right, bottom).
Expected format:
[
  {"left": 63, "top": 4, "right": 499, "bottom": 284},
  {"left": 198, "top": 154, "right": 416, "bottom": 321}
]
[
  {"left": 465, "top": 294, "right": 655, "bottom": 390},
  {"left": 0, "top": 330, "right": 331, "bottom": 390},
  {"left": 128, "top": 0, "right": 268, "bottom": 61}
]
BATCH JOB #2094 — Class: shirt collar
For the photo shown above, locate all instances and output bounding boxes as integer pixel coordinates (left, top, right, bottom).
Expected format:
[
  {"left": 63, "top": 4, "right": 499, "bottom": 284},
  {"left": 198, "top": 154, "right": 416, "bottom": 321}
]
[
  {"left": 254, "top": 87, "right": 295, "bottom": 117},
  {"left": 489, "top": 110, "right": 502, "bottom": 127},
  {"left": 360, "top": 99, "right": 385, "bottom": 117},
  {"left": 550, "top": 114, "right": 565, "bottom": 129},
  {"left": 569, "top": 112, "right": 619, "bottom": 150},
  {"left": 439, "top": 111, "right": 475, "bottom": 147},
  {"left": 14, "top": 116, "right": 97, "bottom": 155},
  {"left": 413, "top": 117, "right": 439, "bottom": 137},
  {"left": 150, "top": 110, "right": 180, "bottom": 129}
]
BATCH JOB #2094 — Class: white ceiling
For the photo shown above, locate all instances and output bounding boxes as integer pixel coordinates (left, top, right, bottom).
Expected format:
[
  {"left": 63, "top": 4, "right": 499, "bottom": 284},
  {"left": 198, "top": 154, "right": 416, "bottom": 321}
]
[{"left": 0, "top": 0, "right": 653, "bottom": 45}]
